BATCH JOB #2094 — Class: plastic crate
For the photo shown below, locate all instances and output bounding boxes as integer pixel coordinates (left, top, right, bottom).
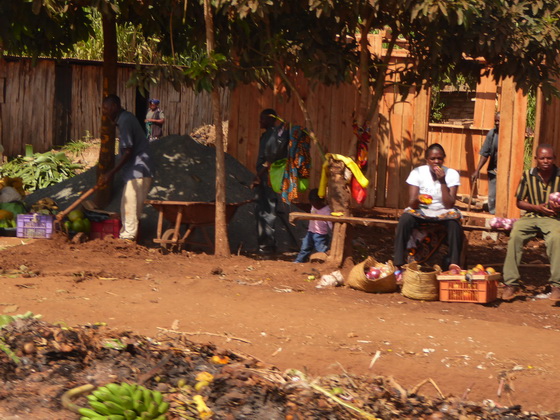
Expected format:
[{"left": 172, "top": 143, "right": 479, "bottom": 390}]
[
  {"left": 16, "top": 214, "right": 54, "bottom": 239},
  {"left": 90, "top": 219, "right": 121, "bottom": 240},
  {"left": 437, "top": 272, "right": 501, "bottom": 303}
]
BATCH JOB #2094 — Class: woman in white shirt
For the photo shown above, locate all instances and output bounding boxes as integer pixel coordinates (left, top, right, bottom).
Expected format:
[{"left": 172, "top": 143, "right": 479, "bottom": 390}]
[{"left": 393, "top": 143, "right": 463, "bottom": 270}]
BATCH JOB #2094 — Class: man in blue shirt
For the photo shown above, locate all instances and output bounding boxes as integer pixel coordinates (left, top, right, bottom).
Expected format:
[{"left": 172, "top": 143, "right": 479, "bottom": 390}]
[
  {"left": 471, "top": 113, "right": 499, "bottom": 214},
  {"left": 100, "top": 94, "right": 154, "bottom": 241}
]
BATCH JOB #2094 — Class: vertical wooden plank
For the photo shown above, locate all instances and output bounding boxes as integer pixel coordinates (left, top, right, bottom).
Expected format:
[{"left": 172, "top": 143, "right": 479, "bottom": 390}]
[
  {"left": 386, "top": 82, "right": 402, "bottom": 208},
  {"left": 473, "top": 71, "right": 497, "bottom": 129},
  {"left": 496, "top": 77, "right": 526, "bottom": 218},
  {"left": 375, "top": 80, "right": 393, "bottom": 207}
]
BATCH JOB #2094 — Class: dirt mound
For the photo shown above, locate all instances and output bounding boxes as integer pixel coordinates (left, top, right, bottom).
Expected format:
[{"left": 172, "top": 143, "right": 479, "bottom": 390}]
[
  {"left": 190, "top": 123, "right": 228, "bottom": 148},
  {"left": 0, "top": 318, "right": 553, "bottom": 419},
  {"left": 24, "top": 135, "right": 306, "bottom": 253}
]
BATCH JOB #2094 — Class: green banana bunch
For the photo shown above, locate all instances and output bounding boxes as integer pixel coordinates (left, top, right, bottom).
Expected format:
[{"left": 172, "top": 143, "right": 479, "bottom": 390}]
[{"left": 79, "top": 382, "right": 169, "bottom": 420}]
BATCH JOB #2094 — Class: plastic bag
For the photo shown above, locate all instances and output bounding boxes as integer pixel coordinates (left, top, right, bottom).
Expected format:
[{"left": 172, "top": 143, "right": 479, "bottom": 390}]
[{"left": 269, "top": 159, "right": 287, "bottom": 193}]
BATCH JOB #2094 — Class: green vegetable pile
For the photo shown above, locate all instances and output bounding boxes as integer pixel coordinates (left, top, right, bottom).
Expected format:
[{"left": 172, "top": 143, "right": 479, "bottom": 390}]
[{"left": 0, "top": 150, "right": 83, "bottom": 193}]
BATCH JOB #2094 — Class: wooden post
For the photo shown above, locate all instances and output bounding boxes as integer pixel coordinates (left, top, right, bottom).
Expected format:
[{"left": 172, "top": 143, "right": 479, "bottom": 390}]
[{"left": 495, "top": 77, "right": 527, "bottom": 218}]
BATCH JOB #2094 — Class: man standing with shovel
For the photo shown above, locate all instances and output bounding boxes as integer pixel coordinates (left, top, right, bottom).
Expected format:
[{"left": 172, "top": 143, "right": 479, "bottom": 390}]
[{"left": 100, "top": 94, "right": 154, "bottom": 242}]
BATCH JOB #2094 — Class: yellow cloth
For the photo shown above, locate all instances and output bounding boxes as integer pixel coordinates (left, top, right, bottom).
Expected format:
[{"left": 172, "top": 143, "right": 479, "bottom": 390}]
[{"left": 318, "top": 153, "right": 369, "bottom": 198}]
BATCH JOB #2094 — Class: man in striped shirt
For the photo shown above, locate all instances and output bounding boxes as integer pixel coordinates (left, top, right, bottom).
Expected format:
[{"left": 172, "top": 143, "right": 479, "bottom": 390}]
[{"left": 502, "top": 144, "right": 560, "bottom": 301}]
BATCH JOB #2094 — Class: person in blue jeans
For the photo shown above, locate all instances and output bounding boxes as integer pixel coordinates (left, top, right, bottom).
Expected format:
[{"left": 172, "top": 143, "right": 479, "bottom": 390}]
[{"left": 295, "top": 189, "right": 332, "bottom": 263}]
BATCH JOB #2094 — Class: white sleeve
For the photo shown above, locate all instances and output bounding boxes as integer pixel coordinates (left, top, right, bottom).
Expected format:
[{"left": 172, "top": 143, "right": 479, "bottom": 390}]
[
  {"left": 406, "top": 167, "right": 420, "bottom": 187},
  {"left": 445, "top": 168, "right": 461, "bottom": 187}
]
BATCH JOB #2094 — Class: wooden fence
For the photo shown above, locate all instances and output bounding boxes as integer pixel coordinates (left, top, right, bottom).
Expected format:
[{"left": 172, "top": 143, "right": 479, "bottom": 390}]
[
  {"left": 0, "top": 56, "right": 228, "bottom": 157},
  {"left": 227, "top": 51, "right": 529, "bottom": 216},
  {"left": 1, "top": 49, "right": 537, "bottom": 218}
]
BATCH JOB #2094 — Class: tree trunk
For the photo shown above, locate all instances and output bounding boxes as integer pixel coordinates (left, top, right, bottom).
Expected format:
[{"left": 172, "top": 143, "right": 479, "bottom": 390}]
[
  {"left": 203, "top": 0, "right": 230, "bottom": 256},
  {"left": 95, "top": 10, "right": 118, "bottom": 207}
]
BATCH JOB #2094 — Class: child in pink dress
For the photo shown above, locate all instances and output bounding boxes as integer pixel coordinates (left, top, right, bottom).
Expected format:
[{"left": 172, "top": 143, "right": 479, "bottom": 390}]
[{"left": 294, "top": 189, "right": 332, "bottom": 263}]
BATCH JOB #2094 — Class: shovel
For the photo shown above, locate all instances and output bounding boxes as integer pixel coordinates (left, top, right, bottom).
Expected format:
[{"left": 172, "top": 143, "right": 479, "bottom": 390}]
[{"left": 55, "top": 185, "right": 99, "bottom": 224}]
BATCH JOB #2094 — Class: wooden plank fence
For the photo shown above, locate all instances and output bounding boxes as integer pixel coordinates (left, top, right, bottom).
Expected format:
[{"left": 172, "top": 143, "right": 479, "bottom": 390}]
[
  {"left": 1, "top": 46, "right": 543, "bottom": 219},
  {"left": 0, "top": 57, "right": 228, "bottom": 156},
  {"left": 227, "top": 35, "right": 530, "bottom": 218},
  {"left": 0, "top": 59, "right": 55, "bottom": 156}
]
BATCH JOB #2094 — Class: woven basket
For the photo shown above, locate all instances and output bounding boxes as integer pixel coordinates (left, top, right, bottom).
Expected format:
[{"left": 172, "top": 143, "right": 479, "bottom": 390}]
[
  {"left": 347, "top": 256, "right": 397, "bottom": 293},
  {"left": 401, "top": 262, "right": 441, "bottom": 301}
]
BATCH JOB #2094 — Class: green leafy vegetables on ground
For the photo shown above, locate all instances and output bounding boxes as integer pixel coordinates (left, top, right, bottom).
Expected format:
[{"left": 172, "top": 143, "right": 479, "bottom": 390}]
[{"left": 0, "top": 151, "right": 83, "bottom": 193}]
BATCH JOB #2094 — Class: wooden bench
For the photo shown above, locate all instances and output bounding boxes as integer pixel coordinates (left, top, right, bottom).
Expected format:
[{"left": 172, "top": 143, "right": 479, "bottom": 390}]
[{"left": 289, "top": 209, "right": 497, "bottom": 267}]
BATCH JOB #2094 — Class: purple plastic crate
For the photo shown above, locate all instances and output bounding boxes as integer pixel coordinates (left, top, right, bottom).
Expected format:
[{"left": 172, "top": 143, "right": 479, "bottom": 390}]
[{"left": 16, "top": 214, "right": 54, "bottom": 239}]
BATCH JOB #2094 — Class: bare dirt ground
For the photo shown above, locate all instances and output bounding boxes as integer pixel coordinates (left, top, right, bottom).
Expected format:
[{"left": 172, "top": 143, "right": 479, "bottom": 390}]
[{"left": 0, "top": 226, "right": 559, "bottom": 418}]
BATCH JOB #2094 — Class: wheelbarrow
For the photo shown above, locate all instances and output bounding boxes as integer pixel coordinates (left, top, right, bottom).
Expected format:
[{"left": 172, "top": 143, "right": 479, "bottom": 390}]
[{"left": 145, "top": 199, "right": 253, "bottom": 252}]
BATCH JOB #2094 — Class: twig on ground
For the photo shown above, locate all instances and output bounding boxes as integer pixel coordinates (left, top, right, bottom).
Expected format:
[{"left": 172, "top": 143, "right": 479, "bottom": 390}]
[
  {"left": 410, "top": 378, "right": 445, "bottom": 400},
  {"left": 369, "top": 350, "right": 381, "bottom": 369},
  {"left": 461, "top": 382, "right": 475, "bottom": 400},
  {"left": 137, "top": 355, "right": 172, "bottom": 385},
  {"left": 336, "top": 361, "right": 358, "bottom": 389},
  {"left": 385, "top": 376, "right": 408, "bottom": 403},
  {"left": 285, "top": 369, "right": 379, "bottom": 420},
  {"left": 157, "top": 327, "right": 252, "bottom": 344}
]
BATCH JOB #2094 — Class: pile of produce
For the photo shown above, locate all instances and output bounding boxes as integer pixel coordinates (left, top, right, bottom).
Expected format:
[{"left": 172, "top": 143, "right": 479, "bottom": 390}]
[
  {"left": 365, "top": 262, "right": 394, "bottom": 280},
  {"left": 0, "top": 176, "right": 25, "bottom": 197},
  {"left": 489, "top": 217, "right": 517, "bottom": 231},
  {"left": 0, "top": 149, "right": 82, "bottom": 193},
  {"left": 0, "top": 178, "right": 28, "bottom": 229},
  {"left": 443, "top": 264, "right": 497, "bottom": 279},
  {"left": 29, "top": 197, "right": 59, "bottom": 215},
  {"left": 63, "top": 209, "right": 91, "bottom": 235},
  {"left": 0, "top": 317, "right": 552, "bottom": 420}
]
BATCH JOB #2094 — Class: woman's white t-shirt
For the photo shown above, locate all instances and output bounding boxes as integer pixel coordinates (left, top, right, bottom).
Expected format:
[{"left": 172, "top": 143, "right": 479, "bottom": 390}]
[{"left": 406, "top": 165, "right": 460, "bottom": 217}]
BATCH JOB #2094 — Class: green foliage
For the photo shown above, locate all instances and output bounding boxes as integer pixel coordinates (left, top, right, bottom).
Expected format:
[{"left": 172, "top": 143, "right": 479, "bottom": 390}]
[
  {"left": 526, "top": 90, "right": 537, "bottom": 131},
  {"left": 524, "top": 135, "right": 534, "bottom": 171},
  {"left": 0, "top": 151, "right": 82, "bottom": 193},
  {"left": 0, "top": 1, "right": 93, "bottom": 58},
  {"left": 183, "top": 51, "right": 227, "bottom": 92},
  {"left": 66, "top": 9, "right": 163, "bottom": 63},
  {"left": 61, "top": 133, "right": 94, "bottom": 156}
]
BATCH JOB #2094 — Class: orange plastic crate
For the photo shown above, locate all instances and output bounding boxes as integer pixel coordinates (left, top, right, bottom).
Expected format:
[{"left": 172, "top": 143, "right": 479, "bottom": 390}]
[{"left": 437, "top": 273, "right": 501, "bottom": 303}]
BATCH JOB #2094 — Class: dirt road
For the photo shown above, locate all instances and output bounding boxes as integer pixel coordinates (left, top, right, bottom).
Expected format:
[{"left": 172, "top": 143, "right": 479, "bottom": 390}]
[{"left": 0, "top": 233, "right": 559, "bottom": 415}]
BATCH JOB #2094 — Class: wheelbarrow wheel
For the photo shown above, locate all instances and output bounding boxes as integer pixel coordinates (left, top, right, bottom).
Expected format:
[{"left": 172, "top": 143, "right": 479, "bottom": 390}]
[{"left": 160, "top": 228, "right": 183, "bottom": 254}]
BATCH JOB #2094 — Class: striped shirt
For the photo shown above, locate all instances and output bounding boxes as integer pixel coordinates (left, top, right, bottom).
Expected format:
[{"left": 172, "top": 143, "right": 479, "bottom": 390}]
[{"left": 515, "top": 166, "right": 560, "bottom": 218}]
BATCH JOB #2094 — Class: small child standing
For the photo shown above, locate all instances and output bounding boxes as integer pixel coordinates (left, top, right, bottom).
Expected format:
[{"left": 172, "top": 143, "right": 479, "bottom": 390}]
[{"left": 294, "top": 189, "right": 332, "bottom": 263}]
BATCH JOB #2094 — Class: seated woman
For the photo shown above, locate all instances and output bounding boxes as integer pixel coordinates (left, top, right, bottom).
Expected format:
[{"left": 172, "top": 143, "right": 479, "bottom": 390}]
[{"left": 393, "top": 143, "right": 463, "bottom": 270}]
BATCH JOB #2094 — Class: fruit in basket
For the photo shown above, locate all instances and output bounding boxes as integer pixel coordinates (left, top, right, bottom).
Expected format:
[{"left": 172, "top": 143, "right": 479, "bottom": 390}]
[
  {"left": 448, "top": 264, "right": 461, "bottom": 275},
  {"left": 486, "top": 267, "right": 496, "bottom": 274},
  {"left": 366, "top": 267, "right": 381, "bottom": 279},
  {"left": 473, "top": 264, "right": 485, "bottom": 273},
  {"left": 63, "top": 220, "right": 71, "bottom": 232},
  {"left": 418, "top": 194, "right": 433, "bottom": 205},
  {"left": 68, "top": 209, "right": 85, "bottom": 222}
]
